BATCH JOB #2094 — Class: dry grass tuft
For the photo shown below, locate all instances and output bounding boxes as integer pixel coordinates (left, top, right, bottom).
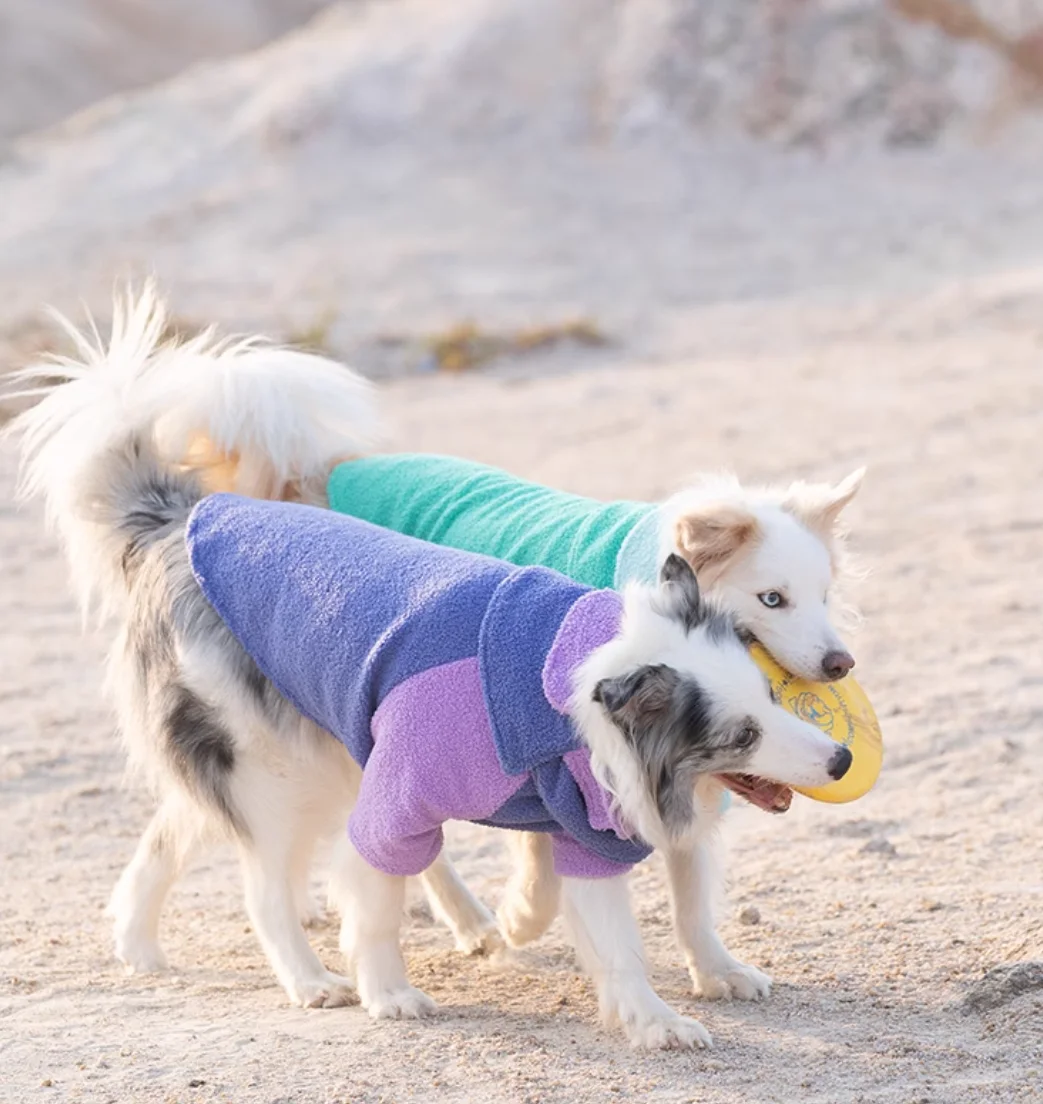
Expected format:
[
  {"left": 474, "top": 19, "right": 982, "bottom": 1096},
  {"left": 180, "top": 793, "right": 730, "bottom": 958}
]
[
  {"left": 286, "top": 308, "right": 338, "bottom": 355},
  {"left": 426, "top": 318, "right": 609, "bottom": 373}
]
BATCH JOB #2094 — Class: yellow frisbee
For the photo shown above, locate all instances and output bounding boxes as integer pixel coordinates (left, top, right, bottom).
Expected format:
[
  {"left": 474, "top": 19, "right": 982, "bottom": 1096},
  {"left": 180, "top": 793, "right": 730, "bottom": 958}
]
[{"left": 749, "top": 644, "right": 883, "bottom": 804}]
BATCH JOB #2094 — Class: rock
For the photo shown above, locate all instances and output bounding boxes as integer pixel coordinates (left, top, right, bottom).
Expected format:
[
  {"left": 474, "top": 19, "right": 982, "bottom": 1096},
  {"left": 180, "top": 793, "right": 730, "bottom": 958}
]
[
  {"left": 860, "top": 838, "right": 898, "bottom": 857},
  {"left": 828, "top": 819, "right": 898, "bottom": 839},
  {"left": 0, "top": 0, "right": 330, "bottom": 143},
  {"left": 961, "top": 961, "right": 1043, "bottom": 1014},
  {"left": 738, "top": 904, "right": 761, "bottom": 926}
]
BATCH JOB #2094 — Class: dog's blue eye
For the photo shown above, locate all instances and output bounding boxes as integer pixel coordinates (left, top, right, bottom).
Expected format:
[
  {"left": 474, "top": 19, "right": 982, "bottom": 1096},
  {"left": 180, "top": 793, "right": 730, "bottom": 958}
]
[
  {"left": 758, "top": 590, "right": 785, "bottom": 609},
  {"left": 736, "top": 723, "right": 760, "bottom": 749}
]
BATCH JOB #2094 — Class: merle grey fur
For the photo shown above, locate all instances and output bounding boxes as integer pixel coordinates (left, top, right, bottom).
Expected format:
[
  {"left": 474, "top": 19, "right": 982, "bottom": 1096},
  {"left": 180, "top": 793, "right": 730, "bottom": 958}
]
[
  {"left": 104, "top": 437, "right": 298, "bottom": 839},
  {"left": 655, "top": 553, "right": 735, "bottom": 642},
  {"left": 593, "top": 663, "right": 763, "bottom": 836}
]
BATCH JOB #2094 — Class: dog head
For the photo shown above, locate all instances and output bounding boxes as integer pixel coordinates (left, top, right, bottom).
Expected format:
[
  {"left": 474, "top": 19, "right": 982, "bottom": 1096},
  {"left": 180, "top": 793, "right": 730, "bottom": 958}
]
[
  {"left": 668, "top": 469, "right": 863, "bottom": 682},
  {"left": 573, "top": 555, "right": 851, "bottom": 846}
]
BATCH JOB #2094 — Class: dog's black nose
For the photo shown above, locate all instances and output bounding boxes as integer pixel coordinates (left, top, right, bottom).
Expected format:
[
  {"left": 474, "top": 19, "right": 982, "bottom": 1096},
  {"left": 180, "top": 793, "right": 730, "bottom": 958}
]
[
  {"left": 827, "top": 745, "right": 853, "bottom": 781},
  {"left": 821, "top": 650, "right": 855, "bottom": 681}
]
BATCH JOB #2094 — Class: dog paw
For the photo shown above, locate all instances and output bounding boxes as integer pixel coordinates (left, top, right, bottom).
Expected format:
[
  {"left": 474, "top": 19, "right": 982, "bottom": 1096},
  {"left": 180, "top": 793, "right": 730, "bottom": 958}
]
[
  {"left": 297, "top": 899, "right": 325, "bottom": 929},
  {"left": 625, "top": 1013, "right": 712, "bottom": 1051},
  {"left": 364, "top": 985, "right": 437, "bottom": 1020},
  {"left": 114, "top": 932, "right": 169, "bottom": 975},
  {"left": 497, "top": 896, "right": 555, "bottom": 948},
  {"left": 695, "top": 959, "right": 772, "bottom": 1002},
  {"left": 454, "top": 921, "right": 506, "bottom": 957},
  {"left": 289, "top": 972, "right": 358, "bottom": 1009}
]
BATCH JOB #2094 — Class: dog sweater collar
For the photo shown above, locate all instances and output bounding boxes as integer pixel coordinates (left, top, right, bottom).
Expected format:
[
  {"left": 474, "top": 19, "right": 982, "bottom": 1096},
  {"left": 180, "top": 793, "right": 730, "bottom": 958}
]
[{"left": 479, "top": 569, "right": 612, "bottom": 774}]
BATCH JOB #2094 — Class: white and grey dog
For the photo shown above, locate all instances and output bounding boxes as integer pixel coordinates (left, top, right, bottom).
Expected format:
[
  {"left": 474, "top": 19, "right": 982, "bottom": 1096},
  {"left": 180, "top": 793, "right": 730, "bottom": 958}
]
[{"left": 8, "top": 291, "right": 852, "bottom": 1049}]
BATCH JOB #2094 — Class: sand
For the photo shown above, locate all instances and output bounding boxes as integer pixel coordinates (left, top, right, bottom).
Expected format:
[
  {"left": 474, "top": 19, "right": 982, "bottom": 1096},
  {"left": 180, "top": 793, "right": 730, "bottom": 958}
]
[
  {"left": 3, "top": 282, "right": 1042, "bottom": 1101},
  {"left": 2, "top": 1, "right": 1043, "bottom": 1101}
]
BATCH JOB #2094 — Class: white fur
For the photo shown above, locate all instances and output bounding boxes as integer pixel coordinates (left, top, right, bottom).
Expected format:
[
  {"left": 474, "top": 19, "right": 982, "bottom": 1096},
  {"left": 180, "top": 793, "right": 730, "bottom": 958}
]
[
  {"left": 661, "top": 472, "right": 862, "bottom": 682},
  {"left": 665, "top": 830, "right": 772, "bottom": 1001},
  {"left": 150, "top": 332, "right": 383, "bottom": 500},
  {"left": 418, "top": 852, "right": 505, "bottom": 956},
  {"left": 330, "top": 836, "right": 436, "bottom": 1020},
  {"left": 562, "top": 876, "right": 712, "bottom": 1049},
  {"left": 497, "top": 832, "right": 561, "bottom": 948},
  {"left": 7, "top": 281, "right": 381, "bottom": 619}
]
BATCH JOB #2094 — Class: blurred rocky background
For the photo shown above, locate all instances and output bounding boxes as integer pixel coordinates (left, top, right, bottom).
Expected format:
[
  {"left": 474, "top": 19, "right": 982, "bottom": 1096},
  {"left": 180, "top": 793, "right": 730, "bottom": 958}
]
[{"left": 3, "top": 0, "right": 1043, "bottom": 377}]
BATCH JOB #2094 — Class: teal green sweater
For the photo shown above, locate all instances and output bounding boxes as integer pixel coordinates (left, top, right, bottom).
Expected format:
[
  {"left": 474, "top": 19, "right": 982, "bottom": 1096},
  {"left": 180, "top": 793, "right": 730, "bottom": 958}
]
[{"left": 326, "top": 455, "right": 662, "bottom": 590}]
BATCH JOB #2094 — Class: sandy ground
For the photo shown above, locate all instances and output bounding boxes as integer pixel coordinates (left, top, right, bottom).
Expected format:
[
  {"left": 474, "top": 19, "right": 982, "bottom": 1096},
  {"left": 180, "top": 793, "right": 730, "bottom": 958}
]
[
  {"left": 2, "top": 268, "right": 1042, "bottom": 1102},
  {"left": 1, "top": 3, "right": 1043, "bottom": 1100}
]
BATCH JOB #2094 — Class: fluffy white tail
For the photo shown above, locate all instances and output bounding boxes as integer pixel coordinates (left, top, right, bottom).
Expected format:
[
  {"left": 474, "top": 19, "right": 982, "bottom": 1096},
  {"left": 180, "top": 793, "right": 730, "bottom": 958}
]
[
  {"left": 148, "top": 315, "right": 383, "bottom": 502},
  {"left": 4, "top": 282, "right": 382, "bottom": 616}
]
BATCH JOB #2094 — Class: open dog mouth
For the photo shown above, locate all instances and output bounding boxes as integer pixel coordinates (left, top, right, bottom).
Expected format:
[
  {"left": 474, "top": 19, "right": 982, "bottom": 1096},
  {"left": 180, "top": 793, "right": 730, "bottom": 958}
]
[{"left": 715, "top": 773, "right": 793, "bottom": 814}]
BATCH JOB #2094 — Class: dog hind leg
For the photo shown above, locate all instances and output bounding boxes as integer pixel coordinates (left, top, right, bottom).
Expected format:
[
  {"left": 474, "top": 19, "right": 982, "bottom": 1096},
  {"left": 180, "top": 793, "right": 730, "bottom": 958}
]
[
  {"left": 290, "top": 835, "right": 324, "bottom": 928},
  {"left": 231, "top": 764, "right": 357, "bottom": 1009},
  {"left": 108, "top": 793, "right": 204, "bottom": 973},
  {"left": 419, "top": 851, "right": 504, "bottom": 955}
]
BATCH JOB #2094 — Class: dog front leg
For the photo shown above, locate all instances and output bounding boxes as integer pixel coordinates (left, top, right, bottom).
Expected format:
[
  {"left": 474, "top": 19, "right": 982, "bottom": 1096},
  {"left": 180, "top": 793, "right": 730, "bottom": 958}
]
[
  {"left": 332, "top": 838, "right": 436, "bottom": 1020},
  {"left": 419, "top": 851, "right": 504, "bottom": 956},
  {"left": 238, "top": 840, "right": 357, "bottom": 1008},
  {"left": 497, "top": 831, "right": 561, "bottom": 947},
  {"left": 664, "top": 838, "right": 771, "bottom": 1001},
  {"left": 562, "top": 875, "right": 711, "bottom": 1050}
]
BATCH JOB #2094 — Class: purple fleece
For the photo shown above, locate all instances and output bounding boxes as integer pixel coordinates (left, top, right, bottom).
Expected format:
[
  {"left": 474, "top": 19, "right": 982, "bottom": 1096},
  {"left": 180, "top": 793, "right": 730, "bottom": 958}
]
[
  {"left": 352, "top": 652, "right": 632, "bottom": 878},
  {"left": 186, "top": 495, "right": 652, "bottom": 878}
]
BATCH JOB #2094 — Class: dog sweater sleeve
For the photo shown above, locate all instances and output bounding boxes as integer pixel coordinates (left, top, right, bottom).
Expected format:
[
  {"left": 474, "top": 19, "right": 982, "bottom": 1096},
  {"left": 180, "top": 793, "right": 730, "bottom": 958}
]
[
  {"left": 327, "top": 454, "right": 656, "bottom": 590},
  {"left": 347, "top": 658, "right": 527, "bottom": 877}
]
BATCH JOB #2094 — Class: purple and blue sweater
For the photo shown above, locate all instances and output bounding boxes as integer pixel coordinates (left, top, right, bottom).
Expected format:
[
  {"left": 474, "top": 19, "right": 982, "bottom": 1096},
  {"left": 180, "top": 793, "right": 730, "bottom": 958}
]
[{"left": 186, "top": 494, "right": 652, "bottom": 879}]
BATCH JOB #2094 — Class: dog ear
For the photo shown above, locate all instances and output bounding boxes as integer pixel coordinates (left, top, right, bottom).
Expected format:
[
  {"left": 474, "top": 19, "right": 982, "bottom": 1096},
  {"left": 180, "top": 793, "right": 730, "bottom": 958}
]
[
  {"left": 593, "top": 665, "right": 672, "bottom": 717},
  {"left": 674, "top": 503, "right": 759, "bottom": 578},
  {"left": 657, "top": 553, "right": 706, "bottom": 631},
  {"left": 783, "top": 467, "right": 865, "bottom": 540}
]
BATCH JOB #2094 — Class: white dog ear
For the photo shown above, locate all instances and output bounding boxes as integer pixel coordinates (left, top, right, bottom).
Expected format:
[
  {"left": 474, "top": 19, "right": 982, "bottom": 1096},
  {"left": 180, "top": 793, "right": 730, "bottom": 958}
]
[
  {"left": 784, "top": 467, "right": 865, "bottom": 539},
  {"left": 674, "top": 503, "right": 759, "bottom": 576}
]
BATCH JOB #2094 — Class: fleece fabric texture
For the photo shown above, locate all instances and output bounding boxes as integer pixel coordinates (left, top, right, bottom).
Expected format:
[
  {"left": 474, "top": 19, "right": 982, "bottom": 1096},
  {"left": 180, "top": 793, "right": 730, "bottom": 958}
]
[
  {"left": 326, "top": 454, "right": 734, "bottom": 818},
  {"left": 326, "top": 454, "right": 663, "bottom": 590},
  {"left": 186, "top": 494, "right": 652, "bottom": 877}
]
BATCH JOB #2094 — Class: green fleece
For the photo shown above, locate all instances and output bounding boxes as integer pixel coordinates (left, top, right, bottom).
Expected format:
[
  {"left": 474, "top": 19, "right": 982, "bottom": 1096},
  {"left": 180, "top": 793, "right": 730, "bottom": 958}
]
[{"left": 326, "top": 454, "right": 662, "bottom": 590}]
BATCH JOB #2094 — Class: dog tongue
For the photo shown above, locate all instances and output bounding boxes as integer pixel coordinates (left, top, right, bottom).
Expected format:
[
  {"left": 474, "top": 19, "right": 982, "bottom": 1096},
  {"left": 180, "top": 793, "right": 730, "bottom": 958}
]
[{"left": 716, "top": 774, "right": 793, "bottom": 814}]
